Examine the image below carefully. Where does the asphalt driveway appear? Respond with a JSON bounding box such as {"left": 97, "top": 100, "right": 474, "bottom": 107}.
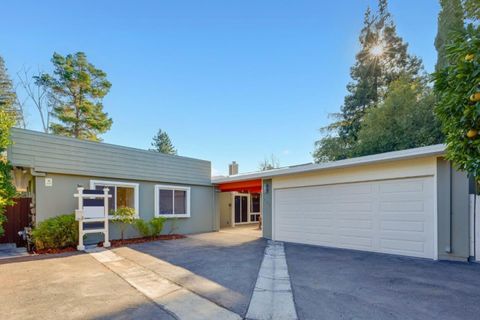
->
{"left": 285, "top": 243, "right": 480, "bottom": 320}
{"left": 124, "top": 226, "right": 266, "bottom": 317}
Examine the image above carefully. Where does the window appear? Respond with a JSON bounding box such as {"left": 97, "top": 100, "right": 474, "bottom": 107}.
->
{"left": 250, "top": 193, "right": 261, "bottom": 213}
{"left": 90, "top": 180, "right": 139, "bottom": 218}
{"left": 250, "top": 193, "right": 261, "bottom": 222}
{"left": 155, "top": 185, "right": 190, "bottom": 218}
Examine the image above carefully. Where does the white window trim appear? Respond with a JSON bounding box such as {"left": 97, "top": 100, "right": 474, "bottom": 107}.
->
{"left": 154, "top": 184, "right": 191, "bottom": 218}
{"left": 89, "top": 180, "right": 140, "bottom": 219}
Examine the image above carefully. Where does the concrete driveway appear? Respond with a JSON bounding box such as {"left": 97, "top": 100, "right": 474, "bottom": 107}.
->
{"left": 285, "top": 243, "right": 480, "bottom": 320}
{"left": 0, "top": 225, "right": 265, "bottom": 320}
{"left": 123, "top": 225, "right": 266, "bottom": 316}
{"left": 2, "top": 227, "right": 480, "bottom": 320}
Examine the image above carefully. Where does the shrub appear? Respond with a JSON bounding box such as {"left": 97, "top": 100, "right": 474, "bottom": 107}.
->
{"left": 32, "top": 214, "right": 78, "bottom": 250}
{"left": 112, "top": 207, "right": 136, "bottom": 240}
{"left": 150, "top": 217, "right": 166, "bottom": 237}
{"left": 134, "top": 217, "right": 167, "bottom": 238}
{"left": 135, "top": 219, "right": 151, "bottom": 238}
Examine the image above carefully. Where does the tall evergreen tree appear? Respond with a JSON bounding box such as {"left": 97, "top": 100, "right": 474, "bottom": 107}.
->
{"left": 314, "top": 0, "right": 423, "bottom": 161}
{"left": 0, "top": 56, "right": 17, "bottom": 114}
{"left": 150, "top": 129, "right": 177, "bottom": 155}
{"left": 435, "top": 0, "right": 465, "bottom": 72}
{"left": 0, "top": 56, "right": 17, "bottom": 236}
{"left": 36, "top": 52, "right": 112, "bottom": 141}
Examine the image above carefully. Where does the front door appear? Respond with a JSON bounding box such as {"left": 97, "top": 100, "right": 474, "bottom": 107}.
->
{"left": 234, "top": 194, "right": 249, "bottom": 224}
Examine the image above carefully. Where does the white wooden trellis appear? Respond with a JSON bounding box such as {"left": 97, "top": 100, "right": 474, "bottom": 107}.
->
{"left": 74, "top": 187, "right": 111, "bottom": 250}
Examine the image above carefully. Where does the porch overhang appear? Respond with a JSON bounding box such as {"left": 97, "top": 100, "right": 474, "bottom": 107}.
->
{"left": 216, "top": 179, "right": 262, "bottom": 193}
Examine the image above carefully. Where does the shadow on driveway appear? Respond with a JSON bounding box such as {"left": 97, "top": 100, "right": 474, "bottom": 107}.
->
{"left": 124, "top": 229, "right": 267, "bottom": 317}
{"left": 285, "top": 243, "right": 480, "bottom": 320}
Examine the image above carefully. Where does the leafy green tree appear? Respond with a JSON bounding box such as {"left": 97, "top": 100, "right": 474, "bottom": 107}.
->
{"left": 314, "top": 0, "right": 423, "bottom": 161}
{"left": 0, "top": 56, "right": 18, "bottom": 236}
{"left": 353, "top": 77, "right": 443, "bottom": 157}
{"left": 150, "top": 129, "right": 177, "bottom": 155}
{"left": 435, "top": 0, "right": 465, "bottom": 72}
{"left": 36, "top": 52, "right": 112, "bottom": 141}
{"left": 112, "top": 206, "right": 136, "bottom": 241}
{"left": 434, "top": 23, "right": 480, "bottom": 183}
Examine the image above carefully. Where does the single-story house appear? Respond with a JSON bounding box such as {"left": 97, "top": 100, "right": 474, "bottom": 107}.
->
{"left": 6, "top": 128, "right": 479, "bottom": 262}
{"left": 7, "top": 128, "right": 217, "bottom": 241}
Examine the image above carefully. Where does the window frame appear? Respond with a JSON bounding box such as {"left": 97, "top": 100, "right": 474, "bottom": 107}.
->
{"left": 154, "top": 184, "right": 191, "bottom": 218}
{"left": 89, "top": 180, "right": 140, "bottom": 218}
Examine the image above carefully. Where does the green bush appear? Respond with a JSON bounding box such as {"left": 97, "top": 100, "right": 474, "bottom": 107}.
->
{"left": 112, "top": 207, "right": 136, "bottom": 240}
{"left": 134, "top": 217, "right": 167, "bottom": 238}
{"left": 32, "top": 214, "right": 78, "bottom": 250}
{"left": 150, "top": 217, "right": 166, "bottom": 237}
{"left": 135, "top": 219, "right": 151, "bottom": 237}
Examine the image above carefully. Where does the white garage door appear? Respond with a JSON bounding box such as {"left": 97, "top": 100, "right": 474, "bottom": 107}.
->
{"left": 274, "top": 177, "right": 435, "bottom": 259}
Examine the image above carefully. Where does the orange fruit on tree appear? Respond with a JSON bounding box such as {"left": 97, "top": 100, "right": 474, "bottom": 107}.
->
{"left": 467, "top": 129, "right": 478, "bottom": 139}
{"left": 470, "top": 93, "right": 480, "bottom": 102}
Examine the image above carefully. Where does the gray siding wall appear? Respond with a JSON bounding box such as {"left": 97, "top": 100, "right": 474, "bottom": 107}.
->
{"left": 9, "top": 128, "right": 211, "bottom": 186}
{"left": 437, "top": 158, "right": 471, "bottom": 261}
{"left": 35, "top": 173, "right": 215, "bottom": 242}
{"left": 262, "top": 179, "right": 272, "bottom": 239}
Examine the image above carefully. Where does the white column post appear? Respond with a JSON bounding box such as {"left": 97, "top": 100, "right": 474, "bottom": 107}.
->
{"left": 103, "top": 187, "right": 111, "bottom": 248}
{"left": 77, "top": 187, "right": 85, "bottom": 251}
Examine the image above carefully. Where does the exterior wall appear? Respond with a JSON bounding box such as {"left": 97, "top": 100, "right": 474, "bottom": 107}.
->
{"left": 35, "top": 173, "right": 216, "bottom": 242}
{"left": 436, "top": 158, "right": 471, "bottom": 261}
{"left": 219, "top": 192, "right": 232, "bottom": 228}
{"left": 9, "top": 128, "right": 211, "bottom": 186}
{"left": 262, "top": 179, "right": 272, "bottom": 239}
{"left": 272, "top": 157, "right": 437, "bottom": 190}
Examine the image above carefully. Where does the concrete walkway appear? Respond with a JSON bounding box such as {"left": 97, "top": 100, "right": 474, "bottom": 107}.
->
{"left": 87, "top": 247, "right": 241, "bottom": 320}
{"left": 246, "top": 241, "right": 298, "bottom": 320}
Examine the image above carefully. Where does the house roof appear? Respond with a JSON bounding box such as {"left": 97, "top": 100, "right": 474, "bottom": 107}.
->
{"left": 8, "top": 128, "right": 212, "bottom": 186}
{"left": 212, "top": 144, "right": 446, "bottom": 184}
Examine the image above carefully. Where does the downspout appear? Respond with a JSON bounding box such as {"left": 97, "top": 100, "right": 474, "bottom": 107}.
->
{"left": 446, "top": 164, "right": 453, "bottom": 253}
{"left": 30, "top": 168, "right": 46, "bottom": 177}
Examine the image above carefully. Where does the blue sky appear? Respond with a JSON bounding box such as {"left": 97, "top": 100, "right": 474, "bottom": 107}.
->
{"left": 1, "top": 0, "right": 439, "bottom": 175}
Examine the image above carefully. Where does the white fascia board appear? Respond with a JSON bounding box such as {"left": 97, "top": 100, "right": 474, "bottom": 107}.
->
{"left": 212, "top": 144, "right": 445, "bottom": 184}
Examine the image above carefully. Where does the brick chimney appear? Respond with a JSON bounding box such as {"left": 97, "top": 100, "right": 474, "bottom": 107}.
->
{"left": 229, "top": 161, "right": 239, "bottom": 175}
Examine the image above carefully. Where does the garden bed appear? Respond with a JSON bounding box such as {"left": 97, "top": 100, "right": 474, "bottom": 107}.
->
{"left": 31, "top": 234, "right": 186, "bottom": 254}
{"left": 98, "top": 234, "right": 186, "bottom": 247}
{"left": 33, "top": 247, "right": 77, "bottom": 255}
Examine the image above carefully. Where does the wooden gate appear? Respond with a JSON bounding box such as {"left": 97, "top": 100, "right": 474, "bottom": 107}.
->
{"left": 0, "top": 198, "right": 31, "bottom": 247}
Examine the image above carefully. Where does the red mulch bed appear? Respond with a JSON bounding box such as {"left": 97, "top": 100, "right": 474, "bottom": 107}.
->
{"left": 31, "top": 234, "right": 186, "bottom": 254}
{"left": 33, "top": 247, "right": 77, "bottom": 255}
{"left": 98, "top": 234, "right": 186, "bottom": 247}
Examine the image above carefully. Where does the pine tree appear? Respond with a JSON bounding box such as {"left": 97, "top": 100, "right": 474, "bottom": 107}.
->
{"left": 435, "top": 0, "right": 465, "bottom": 72}
{"left": 36, "top": 52, "right": 112, "bottom": 141}
{"left": 314, "top": 0, "right": 423, "bottom": 161}
{"left": 0, "top": 56, "right": 17, "bottom": 236}
{"left": 0, "top": 56, "right": 17, "bottom": 114}
{"left": 150, "top": 129, "right": 177, "bottom": 155}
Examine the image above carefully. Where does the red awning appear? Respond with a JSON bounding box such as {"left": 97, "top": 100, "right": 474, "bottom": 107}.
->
{"left": 217, "top": 179, "right": 262, "bottom": 193}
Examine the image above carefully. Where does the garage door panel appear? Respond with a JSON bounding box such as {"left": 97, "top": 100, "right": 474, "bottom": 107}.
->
{"left": 338, "top": 219, "right": 373, "bottom": 229}
{"left": 335, "top": 183, "right": 373, "bottom": 194}
{"left": 338, "top": 236, "right": 373, "bottom": 248}
{"left": 379, "top": 180, "right": 425, "bottom": 193}
{"left": 336, "top": 202, "right": 373, "bottom": 212}
{"left": 381, "top": 220, "right": 425, "bottom": 232}
{"left": 380, "top": 200, "right": 425, "bottom": 212}
{"left": 380, "top": 239, "right": 426, "bottom": 255}
{"left": 274, "top": 177, "right": 435, "bottom": 259}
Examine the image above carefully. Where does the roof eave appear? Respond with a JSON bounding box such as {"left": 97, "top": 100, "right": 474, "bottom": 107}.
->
{"left": 211, "top": 144, "right": 445, "bottom": 184}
